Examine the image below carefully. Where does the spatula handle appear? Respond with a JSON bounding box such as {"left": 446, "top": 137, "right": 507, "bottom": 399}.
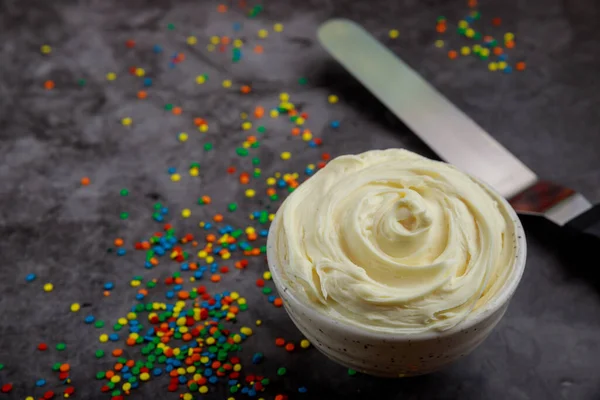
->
{"left": 566, "top": 204, "right": 600, "bottom": 240}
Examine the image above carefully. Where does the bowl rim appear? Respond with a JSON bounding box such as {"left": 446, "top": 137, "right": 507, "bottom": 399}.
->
{"left": 266, "top": 174, "right": 528, "bottom": 341}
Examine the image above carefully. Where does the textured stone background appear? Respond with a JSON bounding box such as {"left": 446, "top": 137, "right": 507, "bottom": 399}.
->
{"left": 1, "top": 0, "right": 600, "bottom": 399}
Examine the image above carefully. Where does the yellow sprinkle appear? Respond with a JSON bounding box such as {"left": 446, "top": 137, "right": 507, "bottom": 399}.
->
{"left": 130, "top": 280, "right": 141, "bottom": 287}
{"left": 187, "top": 36, "right": 197, "bottom": 45}
{"left": 222, "top": 80, "right": 232, "bottom": 88}
{"left": 127, "top": 312, "right": 137, "bottom": 320}
{"left": 195, "top": 75, "right": 206, "bottom": 84}
{"left": 122, "top": 382, "right": 132, "bottom": 391}
{"left": 263, "top": 271, "right": 272, "bottom": 280}
{"left": 255, "top": 319, "right": 262, "bottom": 326}
{"left": 171, "top": 173, "right": 181, "bottom": 182}
{"left": 178, "top": 132, "right": 188, "bottom": 142}
{"left": 240, "top": 327, "right": 253, "bottom": 336}
{"left": 270, "top": 109, "right": 279, "bottom": 118}
{"left": 206, "top": 256, "right": 214, "bottom": 263}
{"left": 210, "top": 36, "right": 220, "bottom": 45}
{"left": 473, "top": 44, "right": 482, "bottom": 52}
{"left": 110, "top": 375, "right": 121, "bottom": 383}
{"left": 43, "top": 283, "right": 53, "bottom": 292}
{"left": 280, "top": 151, "right": 291, "bottom": 160}
{"left": 118, "top": 318, "right": 128, "bottom": 325}
{"left": 497, "top": 61, "right": 508, "bottom": 69}
{"left": 301, "top": 131, "right": 313, "bottom": 141}
{"left": 183, "top": 394, "right": 193, "bottom": 400}
{"left": 240, "top": 112, "right": 248, "bottom": 119}
{"left": 40, "top": 44, "right": 52, "bottom": 54}
{"left": 488, "top": 62, "right": 498, "bottom": 71}
{"left": 207, "top": 44, "right": 216, "bottom": 52}
{"left": 70, "top": 303, "right": 80, "bottom": 312}
{"left": 199, "top": 386, "right": 209, "bottom": 394}
{"left": 300, "top": 339, "right": 311, "bottom": 349}
{"left": 466, "top": 28, "right": 475, "bottom": 38}
{"left": 189, "top": 168, "right": 199, "bottom": 177}
{"left": 458, "top": 20, "right": 469, "bottom": 29}
{"left": 274, "top": 23, "right": 284, "bottom": 32}
{"left": 245, "top": 189, "right": 256, "bottom": 198}
{"left": 233, "top": 363, "right": 242, "bottom": 372}
{"left": 460, "top": 46, "right": 471, "bottom": 56}
{"left": 480, "top": 48, "right": 490, "bottom": 57}
{"left": 199, "top": 124, "right": 209, "bottom": 132}
{"left": 295, "top": 117, "right": 305, "bottom": 125}
{"left": 106, "top": 72, "right": 117, "bottom": 81}
{"left": 26, "top": 397, "right": 35, "bottom": 400}
{"left": 121, "top": 117, "right": 132, "bottom": 126}
{"left": 237, "top": 297, "right": 247, "bottom": 305}
{"left": 198, "top": 250, "right": 207, "bottom": 258}
{"left": 135, "top": 68, "right": 145, "bottom": 77}
{"left": 233, "top": 39, "right": 243, "bottom": 48}
{"left": 181, "top": 209, "right": 191, "bottom": 218}
{"left": 269, "top": 213, "right": 275, "bottom": 221}
{"left": 434, "top": 40, "right": 444, "bottom": 48}
{"left": 504, "top": 32, "right": 515, "bottom": 41}
{"left": 257, "top": 29, "right": 268, "bottom": 39}
{"left": 328, "top": 94, "right": 339, "bottom": 104}
{"left": 274, "top": 172, "right": 281, "bottom": 178}
{"left": 242, "top": 121, "right": 252, "bottom": 130}
{"left": 279, "top": 92, "right": 290, "bottom": 101}
{"left": 140, "top": 372, "right": 150, "bottom": 381}
{"left": 99, "top": 334, "right": 108, "bottom": 343}
{"left": 389, "top": 29, "right": 400, "bottom": 39}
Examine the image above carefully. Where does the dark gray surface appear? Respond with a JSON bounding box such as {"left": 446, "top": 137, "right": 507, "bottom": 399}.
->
{"left": 1, "top": 0, "right": 600, "bottom": 399}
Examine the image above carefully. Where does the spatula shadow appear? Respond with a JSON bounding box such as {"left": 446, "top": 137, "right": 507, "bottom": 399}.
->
{"left": 520, "top": 214, "right": 600, "bottom": 295}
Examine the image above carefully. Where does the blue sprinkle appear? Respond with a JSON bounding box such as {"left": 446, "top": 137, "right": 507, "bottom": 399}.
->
{"left": 109, "top": 333, "right": 119, "bottom": 341}
{"left": 503, "top": 66, "right": 513, "bottom": 74}
{"left": 267, "top": 295, "right": 276, "bottom": 303}
{"left": 143, "top": 77, "right": 153, "bottom": 87}
{"left": 136, "top": 293, "right": 145, "bottom": 300}
{"left": 209, "top": 376, "right": 218, "bottom": 384}
{"left": 330, "top": 120, "right": 340, "bottom": 128}
{"left": 233, "top": 22, "right": 242, "bottom": 31}
{"left": 104, "top": 282, "right": 114, "bottom": 290}
{"left": 248, "top": 389, "right": 257, "bottom": 397}
{"left": 36, "top": 379, "right": 46, "bottom": 387}
{"left": 299, "top": 386, "right": 308, "bottom": 393}
{"left": 153, "top": 44, "right": 163, "bottom": 54}
{"left": 117, "top": 248, "right": 126, "bottom": 256}
{"left": 84, "top": 315, "right": 95, "bottom": 324}
{"left": 241, "top": 387, "right": 249, "bottom": 394}
{"left": 498, "top": 54, "right": 508, "bottom": 61}
{"left": 26, "top": 273, "right": 36, "bottom": 282}
{"left": 252, "top": 353, "right": 264, "bottom": 364}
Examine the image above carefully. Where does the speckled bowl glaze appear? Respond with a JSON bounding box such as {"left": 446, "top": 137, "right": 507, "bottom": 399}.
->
{"left": 267, "top": 189, "right": 527, "bottom": 377}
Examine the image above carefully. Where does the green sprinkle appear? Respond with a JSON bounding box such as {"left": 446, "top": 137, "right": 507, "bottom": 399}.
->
{"left": 236, "top": 148, "right": 249, "bottom": 157}
{"left": 167, "top": 23, "right": 175, "bottom": 30}
{"left": 94, "top": 320, "right": 105, "bottom": 328}
{"left": 120, "top": 212, "right": 129, "bottom": 220}
{"left": 164, "top": 103, "right": 173, "bottom": 111}
{"left": 277, "top": 367, "right": 287, "bottom": 376}
{"left": 262, "top": 287, "right": 272, "bottom": 295}
{"left": 56, "top": 343, "right": 66, "bottom": 351}
{"left": 298, "top": 77, "right": 308, "bottom": 85}
{"left": 120, "top": 189, "right": 129, "bottom": 196}
{"left": 78, "top": 79, "right": 86, "bottom": 86}
{"left": 228, "top": 203, "right": 238, "bottom": 212}
{"left": 204, "top": 142, "right": 213, "bottom": 151}
{"left": 95, "top": 349, "right": 105, "bottom": 358}
{"left": 52, "top": 363, "right": 61, "bottom": 371}
{"left": 348, "top": 368, "right": 357, "bottom": 376}
{"left": 0, "top": 364, "right": 4, "bottom": 371}
{"left": 190, "top": 162, "right": 200, "bottom": 169}
{"left": 113, "top": 323, "right": 122, "bottom": 331}
{"left": 96, "top": 371, "right": 106, "bottom": 380}
{"left": 256, "top": 126, "right": 266, "bottom": 133}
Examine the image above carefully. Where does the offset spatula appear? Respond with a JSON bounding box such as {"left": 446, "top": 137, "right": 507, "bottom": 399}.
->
{"left": 317, "top": 19, "right": 600, "bottom": 239}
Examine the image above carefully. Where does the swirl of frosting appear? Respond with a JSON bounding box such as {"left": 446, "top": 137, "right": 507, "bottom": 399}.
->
{"left": 271, "top": 149, "right": 517, "bottom": 333}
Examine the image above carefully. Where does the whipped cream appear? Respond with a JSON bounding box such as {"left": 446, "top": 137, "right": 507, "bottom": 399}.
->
{"left": 270, "top": 149, "right": 518, "bottom": 333}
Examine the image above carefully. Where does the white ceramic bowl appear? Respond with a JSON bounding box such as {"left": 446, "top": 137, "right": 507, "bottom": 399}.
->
{"left": 267, "top": 193, "right": 526, "bottom": 377}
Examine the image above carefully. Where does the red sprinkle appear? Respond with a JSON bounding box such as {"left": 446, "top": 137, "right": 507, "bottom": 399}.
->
{"left": 1, "top": 384, "right": 12, "bottom": 393}
{"left": 38, "top": 343, "right": 48, "bottom": 351}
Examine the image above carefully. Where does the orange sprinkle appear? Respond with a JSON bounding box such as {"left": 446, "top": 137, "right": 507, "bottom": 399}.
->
{"left": 178, "top": 291, "right": 190, "bottom": 300}
{"left": 288, "top": 109, "right": 298, "bottom": 117}
{"left": 105, "top": 370, "right": 115, "bottom": 379}
{"left": 182, "top": 333, "right": 193, "bottom": 341}
{"left": 275, "top": 338, "right": 285, "bottom": 347}
{"left": 141, "top": 241, "right": 151, "bottom": 250}
{"left": 213, "top": 214, "right": 224, "bottom": 222}
{"left": 254, "top": 106, "right": 265, "bottom": 118}
{"left": 137, "top": 289, "right": 148, "bottom": 296}
{"left": 173, "top": 106, "right": 182, "bottom": 115}
{"left": 194, "top": 118, "right": 207, "bottom": 126}
{"left": 201, "top": 195, "right": 212, "bottom": 204}
{"left": 254, "top": 45, "right": 264, "bottom": 54}
{"left": 239, "top": 173, "right": 250, "bottom": 185}
{"left": 206, "top": 234, "right": 216, "bottom": 242}
{"left": 251, "top": 248, "right": 260, "bottom": 256}
{"left": 112, "top": 349, "right": 123, "bottom": 357}
{"left": 266, "top": 188, "right": 276, "bottom": 196}
{"left": 217, "top": 4, "right": 227, "bottom": 12}
{"left": 103, "top": 290, "right": 111, "bottom": 297}
{"left": 137, "top": 90, "right": 147, "bottom": 99}
{"left": 211, "top": 274, "right": 221, "bottom": 283}
{"left": 247, "top": 233, "right": 257, "bottom": 241}
{"left": 114, "top": 238, "right": 124, "bottom": 247}
{"left": 44, "top": 80, "right": 55, "bottom": 90}
{"left": 436, "top": 24, "right": 446, "bottom": 33}
{"left": 468, "top": 0, "right": 477, "bottom": 7}
{"left": 174, "top": 277, "right": 183, "bottom": 284}
{"left": 448, "top": 50, "right": 458, "bottom": 59}
{"left": 126, "top": 338, "right": 136, "bottom": 346}
{"left": 516, "top": 61, "right": 526, "bottom": 71}
{"left": 493, "top": 47, "right": 503, "bottom": 56}
{"left": 273, "top": 298, "right": 283, "bottom": 307}
{"left": 59, "top": 364, "right": 70, "bottom": 372}
{"left": 80, "top": 177, "right": 90, "bottom": 186}
{"left": 240, "top": 85, "right": 252, "bottom": 94}
{"left": 221, "top": 36, "right": 231, "bottom": 45}
{"left": 505, "top": 40, "right": 515, "bottom": 49}
{"left": 126, "top": 360, "right": 135, "bottom": 367}
{"left": 150, "top": 257, "right": 159, "bottom": 266}
{"left": 285, "top": 343, "right": 295, "bottom": 352}
{"left": 114, "top": 363, "right": 123, "bottom": 371}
